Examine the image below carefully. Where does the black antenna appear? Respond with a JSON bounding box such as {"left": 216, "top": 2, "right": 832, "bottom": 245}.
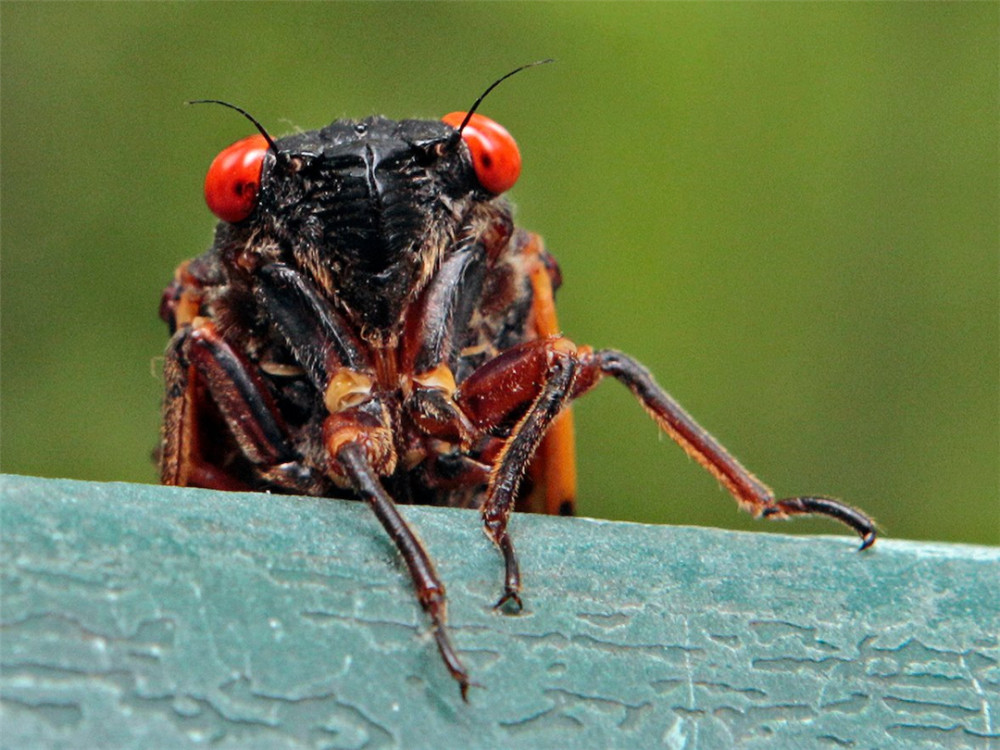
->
{"left": 455, "top": 59, "right": 554, "bottom": 134}
{"left": 187, "top": 99, "right": 279, "bottom": 153}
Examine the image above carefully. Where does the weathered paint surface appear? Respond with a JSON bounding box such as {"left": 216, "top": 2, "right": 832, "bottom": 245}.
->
{"left": 2, "top": 475, "right": 997, "bottom": 748}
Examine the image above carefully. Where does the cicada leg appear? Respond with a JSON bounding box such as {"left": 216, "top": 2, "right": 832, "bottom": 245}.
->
{"left": 456, "top": 340, "right": 877, "bottom": 611}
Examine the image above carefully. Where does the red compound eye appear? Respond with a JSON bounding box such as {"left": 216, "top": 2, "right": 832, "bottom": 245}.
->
{"left": 442, "top": 112, "right": 521, "bottom": 194}
{"left": 203, "top": 133, "right": 269, "bottom": 223}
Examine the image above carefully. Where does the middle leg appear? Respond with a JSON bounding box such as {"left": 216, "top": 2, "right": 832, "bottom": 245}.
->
{"left": 456, "top": 337, "right": 585, "bottom": 610}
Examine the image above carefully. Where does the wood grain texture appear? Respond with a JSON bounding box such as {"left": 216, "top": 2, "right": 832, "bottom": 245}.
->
{"left": 2, "top": 474, "right": 997, "bottom": 749}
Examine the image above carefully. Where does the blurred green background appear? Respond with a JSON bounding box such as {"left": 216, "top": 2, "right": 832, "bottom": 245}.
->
{"left": 2, "top": 3, "right": 996, "bottom": 545}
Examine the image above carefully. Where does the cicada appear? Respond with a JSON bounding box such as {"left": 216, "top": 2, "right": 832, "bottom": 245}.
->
{"left": 159, "top": 64, "right": 876, "bottom": 699}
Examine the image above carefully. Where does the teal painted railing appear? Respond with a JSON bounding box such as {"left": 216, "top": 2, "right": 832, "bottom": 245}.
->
{"left": 2, "top": 475, "right": 997, "bottom": 748}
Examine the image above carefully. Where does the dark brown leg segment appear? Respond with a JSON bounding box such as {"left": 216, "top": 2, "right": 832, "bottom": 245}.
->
{"left": 457, "top": 338, "right": 582, "bottom": 610}
{"left": 336, "top": 442, "right": 473, "bottom": 700}
{"left": 159, "top": 320, "right": 323, "bottom": 493}
{"left": 255, "top": 263, "right": 372, "bottom": 387}
{"left": 184, "top": 323, "right": 296, "bottom": 465}
{"left": 487, "top": 355, "right": 577, "bottom": 611}
{"left": 590, "top": 349, "right": 877, "bottom": 549}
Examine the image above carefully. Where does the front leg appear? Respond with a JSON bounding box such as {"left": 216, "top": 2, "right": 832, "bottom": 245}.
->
{"left": 254, "top": 263, "right": 372, "bottom": 384}
{"left": 250, "top": 266, "right": 473, "bottom": 698}
{"left": 160, "top": 318, "right": 322, "bottom": 494}
{"left": 456, "top": 337, "right": 583, "bottom": 611}
{"left": 325, "top": 407, "right": 473, "bottom": 700}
